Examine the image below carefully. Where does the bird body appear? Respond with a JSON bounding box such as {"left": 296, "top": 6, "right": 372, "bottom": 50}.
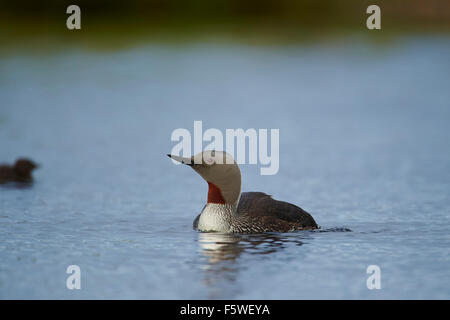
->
{"left": 0, "top": 158, "right": 38, "bottom": 184}
{"left": 194, "top": 192, "right": 317, "bottom": 233}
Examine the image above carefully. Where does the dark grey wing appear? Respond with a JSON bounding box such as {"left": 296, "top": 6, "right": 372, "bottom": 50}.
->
{"left": 193, "top": 204, "right": 206, "bottom": 230}
{"left": 193, "top": 214, "right": 200, "bottom": 229}
{"left": 237, "top": 192, "right": 318, "bottom": 228}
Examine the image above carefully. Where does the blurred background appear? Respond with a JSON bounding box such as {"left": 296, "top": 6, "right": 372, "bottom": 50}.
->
{"left": 1, "top": 1, "right": 449, "bottom": 299}
{"left": 1, "top": 0, "right": 450, "bottom": 49}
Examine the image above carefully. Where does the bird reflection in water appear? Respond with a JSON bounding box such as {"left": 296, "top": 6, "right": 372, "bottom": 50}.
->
{"left": 196, "top": 232, "right": 308, "bottom": 298}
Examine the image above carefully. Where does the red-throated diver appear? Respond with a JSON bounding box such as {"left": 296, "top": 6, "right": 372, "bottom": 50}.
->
{"left": 0, "top": 158, "right": 39, "bottom": 184}
{"left": 167, "top": 151, "right": 318, "bottom": 233}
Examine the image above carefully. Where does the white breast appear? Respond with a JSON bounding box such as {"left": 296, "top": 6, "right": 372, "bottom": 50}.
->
{"left": 197, "top": 203, "right": 235, "bottom": 232}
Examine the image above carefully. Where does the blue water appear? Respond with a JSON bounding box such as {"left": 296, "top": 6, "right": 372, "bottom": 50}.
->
{"left": 1, "top": 37, "right": 449, "bottom": 299}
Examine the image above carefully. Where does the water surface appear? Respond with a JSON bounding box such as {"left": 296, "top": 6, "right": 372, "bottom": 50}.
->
{"left": 1, "top": 37, "right": 449, "bottom": 299}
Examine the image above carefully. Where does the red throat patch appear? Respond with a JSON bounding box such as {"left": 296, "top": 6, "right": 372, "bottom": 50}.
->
{"left": 207, "top": 182, "right": 226, "bottom": 204}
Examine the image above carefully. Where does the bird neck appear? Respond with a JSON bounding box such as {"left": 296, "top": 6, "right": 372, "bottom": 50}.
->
{"left": 207, "top": 182, "right": 226, "bottom": 204}
{"left": 199, "top": 183, "right": 241, "bottom": 232}
{"left": 207, "top": 181, "right": 241, "bottom": 206}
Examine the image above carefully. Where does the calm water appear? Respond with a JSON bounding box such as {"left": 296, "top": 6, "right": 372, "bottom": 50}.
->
{"left": 1, "top": 37, "right": 449, "bottom": 299}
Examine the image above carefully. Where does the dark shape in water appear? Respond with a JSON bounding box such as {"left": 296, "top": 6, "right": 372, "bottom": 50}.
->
{"left": 0, "top": 158, "right": 39, "bottom": 184}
